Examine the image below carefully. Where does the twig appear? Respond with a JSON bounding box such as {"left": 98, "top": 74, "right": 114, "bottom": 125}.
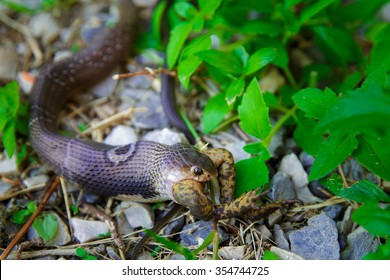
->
{"left": 112, "top": 68, "right": 176, "bottom": 80}
{"left": 60, "top": 177, "right": 73, "bottom": 236}
{"left": 0, "top": 176, "right": 61, "bottom": 260}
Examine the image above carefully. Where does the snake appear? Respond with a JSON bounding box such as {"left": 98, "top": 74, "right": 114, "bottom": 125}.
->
{"left": 29, "top": 0, "right": 215, "bottom": 204}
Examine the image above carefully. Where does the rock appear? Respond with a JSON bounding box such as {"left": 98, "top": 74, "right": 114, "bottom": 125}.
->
{"left": 274, "top": 224, "right": 290, "bottom": 250}
{"left": 0, "top": 45, "right": 18, "bottom": 81}
{"left": 170, "top": 254, "right": 186, "bottom": 260}
{"left": 29, "top": 13, "right": 60, "bottom": 44}
{"left": 28, "top": 212, "right": 71, "bottom": 246}
{"left": 323, "top": 203, "right": 345, "bottom": 220}
{"left": 203, "top": 132, "right": 249, "bottom": 162}
{"left": 142, "top": 128, "right": 186, "bottom": 145}
{"left": 341, "top": 227, "right": 379, "bottom": 260}
{"left": 269, "top": 246, "right": 305, "bottom": 260}
{"left": 268, "top": 210, "right": 283, "bottom": 227}
{"left": 257, "top": 224, "right": 273, "bottom": 240}
{"left": 106, "top": 246, "right": 121, "bottom": 260}
{"left": 0, "top": 155, "right": 18, "bottom": 176}
{"left": 121, "top": 201, "right": 154, "bottom": 229}
{"left": 180, "top": 221, "right": 228, "bottom": 249}
{"left": 163, "top": 215, "right": 185, "bottom": 236}
{"left": 91, "top": 75, "right": 118, "bottom": 98}
{"left": 279, "top": 153, "right": 321, "bottom": 203}
{"left": 70, "top": 218, "right": 109, "bottom": 243}
{"left": 299, "top": 151, "right": 315, "bottom": 170}
{"left": 126, "top": 75, "right": 152, "bottom": 89}
{"left": 133, "top": 0, "right": 158, "bottom": 8}
{"left": 114, "top": 210, "right": 134, "bottom": 235}
{"left": 289, "top": 212, "right": 340, "bottom": 260}
{"left": 219, "top": 245, "right": 247, "bottom": 260}
{"left": 23, "top": 175, "right": 49, "bottom": 189}
{"left": 104, "top": 125, "right": 138, "bottom": 146}
{"left": 268, "top": 172, "right": 297, "bottom": 201}
{"left": 267, "top": 122, "right": 285, "bottom": 157}
{"left": 337, "top": 206, "right": 354, "bottom": 234}
{"left": 0, "top": 181, "right": 13, "bottom": 196}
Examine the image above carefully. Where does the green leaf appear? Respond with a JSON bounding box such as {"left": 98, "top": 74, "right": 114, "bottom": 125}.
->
{"left": 76, "top": 247, "right": 88, "bottom": 258}
{"left": 26, "top": 201, "right": 37, "bottom": 214}
{"left": 299, "top": 0, "right": 335, "bottom": 24}
{"left": 225, "top": 78, "right": 245, "bottom": 106}
{"left": 166, "top": 22, "right": 192, "bottom": 69}
{"left": 242, "top": 142, "right": 270, "bottom": 160}
{"left": 196, "top": 50, "right": 243, "bottom": 76}
{"left": 354, "top": 133, "right": 390, "bottom": 181}
{"left": 235, "top": 156, "right": 268, "bottom": 197}
{"left": 318, "top": 173, "right": 343, "bottom": 192}
{"left": 238, "top": 78, "right": 271, "bottom": 140}
{"left": 262, "top": 250, "right": 280, "bottom": 260}
{"left": 293, "top": 87, "right": 338, "bottom": 120}
{"left": 202, "top": 93, "right": 230, "bottom": 134}
{"left": 317, "top": 85, "right": 390, "bottom": 133}
{"left": 309, "top": 133, "right": 358, "bottom": 181}
{"left": 244, "top": 48, "right": 277, "bottom": 76}
{"left": 241, "top": 20, "right": 283, "bottom": 37}
{"left": 352, "top": 202, "right": 390, "bottom": 237}
{"left": 363, "top": 240, "right": 390, "bottom": 260}
{"left": 2, "top": 120, "right": 17, "bottom": 158}
{"left": 174, "top": 2, "right": 197, "bottom": 19}
{"left": 328, "top": 179, "right": 390, "bottom": 203}
{"left": 10, "top": 209, "right": 32, "bottom": 224}
{"left": 33, "top": 213, "right": 59, "bottom": 241}
{"left": 312, "top": 26, "right": 362, "bottom": 65}
{"left": 198, "top": 0, "right": 223, "bottom": 17}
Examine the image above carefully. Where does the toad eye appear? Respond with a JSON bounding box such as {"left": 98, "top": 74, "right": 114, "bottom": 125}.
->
{"left": 191, "top": 166, "right": 203, "bottom": 176}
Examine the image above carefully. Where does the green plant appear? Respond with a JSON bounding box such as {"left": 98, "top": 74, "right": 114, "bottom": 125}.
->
{"left": 0, "top": 0, "right": 76, "bottom": 13}
{"left": 141, "top": 0, "right": 390, "bottom": 197}
{"left": 9, "top": 201, "right": 59, "bottom": 241}
{"left": 75, "top": 247, "right": 97, "bottom": 260}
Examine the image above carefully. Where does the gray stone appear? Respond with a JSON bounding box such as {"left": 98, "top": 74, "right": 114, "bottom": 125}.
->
{"left": 114, "top": 211, "right": 134, "bottom": 235}
{"left": 0, "top": 155, "right": 18, "bottom": 176}
{"left": 142, "top": 128, "right": 186, "bottom": 145}
{"left": 70, "top": 218, "right": 109, "bottom": 243}
{"left": 323, "top": 203, "right": 345, "bottom": 220}
{"left": 28, "top": 212, "right": 71, "bottom": 246}
{"left": 268, "top": 210, "right": 283, "bottom": 227}
{"left": 257, "top": 224, "right": 273, "bottom": 240}
{"left": 279, "top": 153, "right": 321, "bottom": 203}
{"left": 337, "top": 206, "right": 354, "bottom": 234}
{"left": 0, "top": 181, "right": 13, "bottom": 196}
{"left": 268, "top": 172, "right": 297, "bottom": 201}
{"left": 180, "top": 221, "right": 228, "bottom": 249}
{"left": 91, "top": 75, "right": 118, "bottom": 98}
{"left": 163, "top": 215, "right": 185, "bottom": 236}
{"left": 299, "top": 151, "right": 315, "bottom": 169}
{"left": 289, "top": 212, "right": 340, "bottom": 260}
{"left": 341, "top": 226, "right": 379, "bottom": 260}
{"left": 219, "top": 245, "right": 247, "bottom": 260}
{"left": 126, "top": 75, "right": 152, "bottom": 89}
{"left": 23, "top": 175, "right": 49, "bottom": 189}
{"left": 106, "top": 246, "right": 121, "bottom": 260}
{"left": 274, "top": 224, "right": 290, "bottom": 251}
{"left": 104, "top": 125, "right": 138, "bottom": 146}
{"left": 121, "top": 201, "right": 154, "bottom": 229}
{"left": 29, "top": 13, "right": 60, "bottom": 44}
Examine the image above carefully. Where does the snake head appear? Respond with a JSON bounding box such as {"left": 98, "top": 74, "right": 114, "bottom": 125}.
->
{"left": 164, "top": 143, "right": 217, "bottom": 183}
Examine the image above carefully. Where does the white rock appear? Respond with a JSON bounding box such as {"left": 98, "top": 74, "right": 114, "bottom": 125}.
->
{"left": 257, "top": 224, "right": 273, "bottom": 240}
{"left": 70, "top": 218, "right": 109, "bottom": 243}
{"left": 121, "top": 201, "right": 154, "bottom": 229}
{"left": 219, "top": 245, "right": 247, "bottom": 260}
{"left": 0, "top": 181, "right": 13, "bottom": 196}
{"left": 23, "top": 175, "right": 49, "bottom": 189}
{"left": 29, "top": 13, "right": 60, "bottom": 44}
{"left": 270, "top": 246, "right": 305, "bottom": 260}
{"left": 104, "top": 125, "right": 138, "bottom": 146}
{"left": 279, "top": 153, "right": 321, "bottom": 203}
{"left": 0, "top": 156, "right": 18, "bottom": 176}
{"left": 142, "top": 128, "right": 186, "bottom": 145}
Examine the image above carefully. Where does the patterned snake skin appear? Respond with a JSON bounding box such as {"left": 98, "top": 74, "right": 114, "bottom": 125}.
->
{"left": 29, "top": 0, "right": 216, "bottom": 202}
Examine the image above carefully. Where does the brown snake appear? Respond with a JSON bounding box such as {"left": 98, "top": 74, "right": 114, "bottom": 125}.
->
{"left": 29, "top": 0, "right": 216, "bottom": 205}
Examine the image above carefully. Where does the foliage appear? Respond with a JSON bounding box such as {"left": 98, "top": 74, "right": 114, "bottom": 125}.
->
{"left": 10, "top": 201, "right": 59, "bottom": 241}
{"left": 142, "top": 0, "right": 390, "bottom": 196}
{"left": 0, "top": 0, "right": 76, "bottom": 13}
{"left": 75, "top": 247, "right": 97, "bottom": 260}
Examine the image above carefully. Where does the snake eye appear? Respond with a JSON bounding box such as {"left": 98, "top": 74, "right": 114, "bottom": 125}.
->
{"left": 191, "top": 166, "right": 203, "bottom": 176}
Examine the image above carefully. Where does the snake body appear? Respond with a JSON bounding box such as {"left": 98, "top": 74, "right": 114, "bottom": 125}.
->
{"left": 29, "top": 0, "right": 215, "bottom": 202}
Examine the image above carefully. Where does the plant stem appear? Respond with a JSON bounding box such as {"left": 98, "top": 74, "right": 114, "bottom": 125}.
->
{"left": 283, "top": 67, "right": 299, "bottom": 90}
{"left": 263, "top": 106, "right": 297, "bottom": 148}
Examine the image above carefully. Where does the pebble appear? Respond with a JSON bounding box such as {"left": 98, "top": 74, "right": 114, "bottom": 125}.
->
{"left": 337, "top": 206, "right": 354, "bottom": 235}
{"left": 204, "top": 132, "right": 249, "bottom": 162}
{"left": 269, "top": 246, "right": 304, "bottom": 260}
{"left": 257, "top": 224, "right": 273, "bottom": 240}
{"left": 114, "top": 210, "right": 134, "bottom": 235}
{"left": 163, "top": 215, "right": 185, "bottom": 236}
{"left": 121, "top": 201, "right": 154, "bottom": 229}
{"left": 323, "top": 203, "right": 345, "bottom": 220}
{"left": 0, "top": 45, "right": 18, "bottom": 81}
{"left": 29, "top": 13, "right": 60, "bottom": 44}
{"left": 268, "top": 210, "right": 283, "bottom": 227}
{"left": 126, "top": 75, "right": 152, "bottom": 89}
{"left": 28, "top": 212, "right": 71, "bottom": 246}
{"left": 91, "top": 75, "right": 118, "bottom": 98}
{"left": 289, "top": 212, "right": 340, "bottom": 260}
{"left": 23, "top": 175, "right": 49, "bottom": 189}
{"left": 268, "top": 172, "right": 297, "bottom": 201}
{"left": 0, "top": 155, "right": 18, "bottom": 176}
{"left": 104, "top": 125, "right": 138, "bottom": 146}
{"left": 273, "top": 224, "right": 290, "bottom": 251}
{"left": 70, "top": 218, "right": 109, "bottom": 243}
{"left": 341, "top": 226, "right": 379, "bottom": 260}
{"left": 180, "top": 221, "right": 228, "bottom": 249}
{"left": 279, "top": 153, "right": 322, "bottom": 203}
{"left": 299, "top": 151, "right": 315, "bottom": 170}
{"left": 106, "top": 246, "right": 121, "bottom": 260}
{"left": 0, "top": 181, "right": 13, "bottom": 197}
{"left": 142, "top": 128, "right": 186, "bottom": 145}
{"left": 219, "top": 245, "right": 247, "bottom": 260}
